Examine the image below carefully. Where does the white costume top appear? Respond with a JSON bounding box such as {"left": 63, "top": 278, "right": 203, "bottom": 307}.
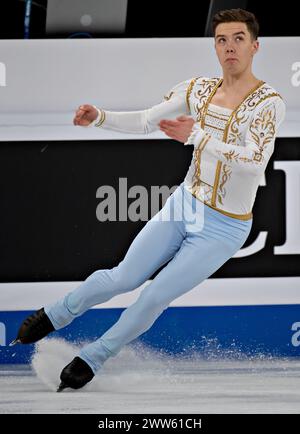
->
{"left": 91, "top": 76, "right": 286, "bottom": 220}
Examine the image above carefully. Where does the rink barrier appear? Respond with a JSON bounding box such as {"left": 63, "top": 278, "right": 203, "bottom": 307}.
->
{"left": 0, "top": 278, "right": 300, "bottom": 363}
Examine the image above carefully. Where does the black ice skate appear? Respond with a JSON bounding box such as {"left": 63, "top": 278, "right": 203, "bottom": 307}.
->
{"left": 9, "top": 308, "right": 55, "bottom": 346}
{"left": 57, "top": 357, "right": 94, "bottom": 392}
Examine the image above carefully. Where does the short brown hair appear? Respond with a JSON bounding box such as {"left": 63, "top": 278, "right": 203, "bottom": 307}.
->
{"left": 212, "top": 8, "right": 259, "bottom": 41}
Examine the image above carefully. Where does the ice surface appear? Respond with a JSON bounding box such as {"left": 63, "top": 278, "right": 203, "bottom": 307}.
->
{"left": 1, "top": 338, "right": 300, "bottom": 414}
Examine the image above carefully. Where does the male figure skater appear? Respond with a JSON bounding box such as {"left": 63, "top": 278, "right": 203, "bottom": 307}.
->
{"left": 12, "top": 9, "right": 285, "bottom": 392}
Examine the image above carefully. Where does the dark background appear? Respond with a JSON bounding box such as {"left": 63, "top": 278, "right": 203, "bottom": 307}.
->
{"left": 0, "top": 0, "right": 299, "bottom": 39}
{"left": 0, "top": 137, "right": 298, "bottom": 282}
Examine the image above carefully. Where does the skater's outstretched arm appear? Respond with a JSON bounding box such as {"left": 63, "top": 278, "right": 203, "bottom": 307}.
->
{"left": 73, "top": 79, "right": 192, "bottom": 134}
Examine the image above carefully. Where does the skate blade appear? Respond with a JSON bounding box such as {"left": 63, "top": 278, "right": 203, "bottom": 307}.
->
{"left": 57, "top": 381, "right": 69, "bottom": 392}
{"left": 9, "top": 339, "right": 21, "bottom": 346}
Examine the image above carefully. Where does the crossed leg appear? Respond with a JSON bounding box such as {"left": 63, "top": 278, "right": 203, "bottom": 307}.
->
{"left": 79, "top": 225, "right": 245, "bottom": 373}
{"left": 44, "top": 187, "right": 186, "bottom": 330}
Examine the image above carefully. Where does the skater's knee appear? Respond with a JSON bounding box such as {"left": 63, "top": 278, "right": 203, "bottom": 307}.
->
{"left": 112, "top": 258, "right": 154, "bottom": 291}
{"left": 139, "top": 287, "right": 168, "bottom": 312}
{"left": 90, "top": 266, "right": 145, "bottom": 294}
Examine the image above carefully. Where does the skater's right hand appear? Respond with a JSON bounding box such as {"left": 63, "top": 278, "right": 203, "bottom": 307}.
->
{"left": 73, "top": 104, "right": 98, "bottom": 126}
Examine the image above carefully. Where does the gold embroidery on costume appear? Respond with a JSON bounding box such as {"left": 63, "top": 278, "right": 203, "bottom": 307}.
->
{"left": 164, "top": 91, "right": 174, "bottom": 101}
{"left": 95, "top": 109, "right": 106, "bottom": 127}
{"left": 211, "top": 161, "right": 222, "bottom": 207}
{"left": 191, "top": 133, "right": 211, "bottom": 196}
{"left": 226, "top": 106, "right": 248, "bottom": 145}
{"left": 190, "top": 78, "right": 224, "bottom": 201}
{"left": 186, "top": 78, "right": 198, "bottom": 111}
{"left": 199, "top": 78, "right": 225, "bottom": 208}
{"left": 217, "top": 164, "right": 232, "bottom": 205}
{"left": 206, "top": 110, "right": 231, "bottom": 122}
{"left": 212, "top": 80, "right": 267, "bottom": 204}
{"left": 219, "top": 103, "right": 276, "bottom": 166}
{"left": 186, "top": 182, "right": 214, "bottom": 203}
{"left": 248, "top": 103, "right": 276, "bottom": 163}
{"left": 186, "top": 77, "right": 281, "bottom": 220}
{"left": 199, "top": 78, "right": 223, "bottom": 128}
{"left": 204, "top": 122, "right": 226, "bottom": 132}
{"left": 227, "top": 89, "right": 280, "bottom": 145}
{"left": 194, "top": 78, "right": 220, "bottom": 122}
{"left": 220, "top": 150, "right": 252, "bottom": 163}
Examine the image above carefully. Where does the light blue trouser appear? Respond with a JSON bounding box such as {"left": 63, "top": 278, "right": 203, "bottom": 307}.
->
{"left": 45, "top": 183, "right": 252, "bottom": 374}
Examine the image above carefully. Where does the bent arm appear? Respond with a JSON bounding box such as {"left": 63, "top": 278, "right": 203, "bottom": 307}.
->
{"left": 90, "top": 78, "right": 193, "bottom": 134}
{"left": 185, "top": 98, "right": 286, "bottom": 176}
{"left": 92, "top": 96, "right": 189, "bottom": 134}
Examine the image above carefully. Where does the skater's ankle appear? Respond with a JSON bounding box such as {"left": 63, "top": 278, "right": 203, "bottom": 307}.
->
{"left": 77, "top": 353, "right": 98, "bottom": 375}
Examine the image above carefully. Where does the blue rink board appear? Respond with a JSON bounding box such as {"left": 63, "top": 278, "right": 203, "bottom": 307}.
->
{"left": 0, "top": 304, "right": 300, "bottom": 364}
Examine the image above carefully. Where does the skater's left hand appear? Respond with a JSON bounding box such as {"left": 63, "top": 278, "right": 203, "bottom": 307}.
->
{"left": 159, "top": 116, "right": 195, "bottom": 143}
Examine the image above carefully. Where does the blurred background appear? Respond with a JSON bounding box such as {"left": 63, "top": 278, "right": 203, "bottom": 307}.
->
{"left": 0, "top": 0, "right": 299, "bottom": 39}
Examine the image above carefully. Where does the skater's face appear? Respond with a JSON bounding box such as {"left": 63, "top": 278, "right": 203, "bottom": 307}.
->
{"left": 214, "top": 22, "right": 259, "bottom": 75}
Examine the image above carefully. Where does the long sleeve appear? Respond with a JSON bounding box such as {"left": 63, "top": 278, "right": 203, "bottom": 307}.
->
{"left": 185, "top": 97, "right": 286, "bottom": 176}
{"left": 90, "top": 79, "right": 192, "bottom": 134}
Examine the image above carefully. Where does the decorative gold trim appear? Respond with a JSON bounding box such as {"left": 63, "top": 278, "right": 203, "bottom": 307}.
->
{"left": 211, "top": 161, "right": 222, "bottom": 207}
{"left": 254, "top": 92, "right": 282, "bottom": 107}
{"left": 200, "top": 78, "right": 223, "bottom": 129}
{"left": 95, "top": 109, "right": 106, "bottom": 127}
{"left": 164, "top": 91, "right": 174, "bottom": 101}
{"left": 206, "top": 111, "right": 231, "bottom": 122}
{"left": 225, "top": 89, "right": 280, "bottom": 148}
{"left": 217, "top": 164, "right": 232, "bottom": 205}
{"left": 190, "top": 77, "right": 269, "bottom": 220}
{"left": 194, "top": 78, "right": 220, "bottom": 121}
{"left": 186, "top": 78, "right": 197, "bottom": 112}
{"left": 221, "top": 98, "right": 277, "bottom": 165}
{"left": 199, "top": 179, "right": 213, "bottom": 188}
{"left": 223, "top": 80, "right": 266, "bottom": 142}
{"left": 204, "top": 122, "right": 227, "bottom": 132}
{"left": 191, "top": 133, "right": 211, "bottom": 196}
{"left": 199, "top": 78, "right": 223, "bottom": 208}
{"left": 202, "top": 79, "right": 266, "bottom": 210}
